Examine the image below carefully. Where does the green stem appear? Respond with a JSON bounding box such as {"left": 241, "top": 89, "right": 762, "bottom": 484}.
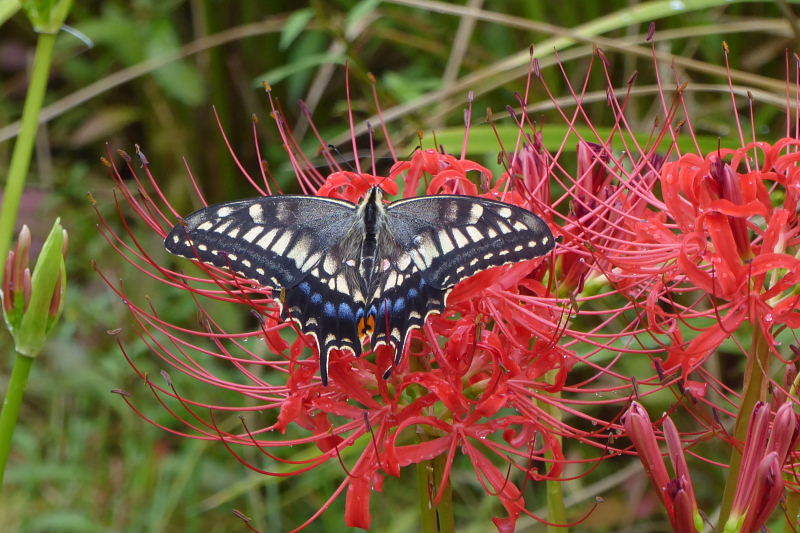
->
{"left": 416, "top": 452, "right": 455, "bottom": 533}
{"left": 0, "top": 352, "right": 34, "bottom": 486}
{"left": 545, "top": 394, "right": 567, "bottom": 532}
{"left": 718, "top": 323, "right": 771, "bottom": 528}
{"left": 0, "top": 31, "right": 56, "bottom": 280}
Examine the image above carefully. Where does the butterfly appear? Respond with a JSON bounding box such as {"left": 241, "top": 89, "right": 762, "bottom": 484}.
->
{"left": 165, "top": 186, "right": 555, "bottom": 385}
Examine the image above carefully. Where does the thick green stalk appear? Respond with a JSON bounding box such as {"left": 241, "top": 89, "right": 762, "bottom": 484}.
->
{"left": 718, "top": 324, "right": 771, "bottom": 528}
{"left": 0, "top": 32, "right": 56, "bottom": 280}
{"left": 0, "top": 352, "right": 34, "bottom": 485}
{"left": 416, "top": 453, "right": 455, "bottom": 533}
{"left": 545, "top": 392, "right": 567, "bottom": 533}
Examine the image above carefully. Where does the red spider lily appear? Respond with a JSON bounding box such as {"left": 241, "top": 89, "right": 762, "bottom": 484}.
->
{"left": 624, "top": 400, "right": 800, "bottom": 533}
{"left": 726, "top": 401, "right": 800, "bottom": 532}
{"left": 94, "top": 74, "right": 664, "bottom": 531}
{"left": 622, "top": 402, "right": 702, "bottom": 532}
{"left": 613, "top": 146, "right": 800, "bottom": 374}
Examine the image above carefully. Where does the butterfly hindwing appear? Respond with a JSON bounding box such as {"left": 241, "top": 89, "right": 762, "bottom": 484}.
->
{"left": 368, "top": 258, "right": 446, "bottom": 368}
{"left": 282, "top": 265, "right": 363, "bottom": 384}
{"left": 165, "top": 196, "right": 357, "bottom": 289}
{"left": 386, "top": 195, "right": 555, "bottom": 289}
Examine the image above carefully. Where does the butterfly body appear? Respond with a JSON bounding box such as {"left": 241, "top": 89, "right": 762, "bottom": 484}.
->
{"left": 166, "top": 186, "right": 554, "bottom": 384}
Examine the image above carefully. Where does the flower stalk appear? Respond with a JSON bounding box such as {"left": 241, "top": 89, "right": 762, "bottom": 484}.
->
{"left": 544, "top": 384, "right": 566, "bottom": 533}
{"left": 416, "top": 452, "right": 455, "bottom": 533}
{"left": 0, "top": 351, "right": 33, "bottom": 486}
{"left": 0, "top": 221, "right": 66, "bottom": 486}
{"left": 719, "top": 323, "right": 772, "bottom": 526}
{"left": 0, "top": 0, "right": 72, "bottom": 279}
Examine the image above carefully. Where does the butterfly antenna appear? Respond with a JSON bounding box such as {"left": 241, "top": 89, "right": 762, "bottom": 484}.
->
{"left": 344, "top": 61, "right": 363, "bottom": 174}
{"left": 327, "top": 144, "right": 356, "bottom": 172}
{"left": 461, "top": 90, "right": 475, "bottom": 159}
{"left": 367, "top": 121, "right": 377, "bottom": 176}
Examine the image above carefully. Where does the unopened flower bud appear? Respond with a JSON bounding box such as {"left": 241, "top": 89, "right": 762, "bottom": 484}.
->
{"left": 709, "top": 159, "right": 752, "bottom": 260}
{"left": 1, "top": 220, "right": 67, "bottom": 357}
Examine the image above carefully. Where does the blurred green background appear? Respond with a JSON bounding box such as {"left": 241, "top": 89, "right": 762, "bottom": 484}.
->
{"left": 1, "top": 1, "right": 798, "bottom": 531}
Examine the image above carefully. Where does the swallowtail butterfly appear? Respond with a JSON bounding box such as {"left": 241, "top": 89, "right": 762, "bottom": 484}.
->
{"left": 165, "top": 187, "right": 554, "bottom": 384}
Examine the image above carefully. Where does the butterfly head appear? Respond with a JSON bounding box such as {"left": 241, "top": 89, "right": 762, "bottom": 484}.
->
{"left": 364, "top": 185, "right": 386, "bottom": 205}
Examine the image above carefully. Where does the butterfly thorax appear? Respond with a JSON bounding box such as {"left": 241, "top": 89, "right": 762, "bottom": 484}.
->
{"left": 356, "top": 186, "right": 388, "bottom": 288}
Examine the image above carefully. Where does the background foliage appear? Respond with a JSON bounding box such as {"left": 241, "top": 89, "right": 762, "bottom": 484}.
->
{"left": 1, "top": 1, "right": 798, "bottom": 531}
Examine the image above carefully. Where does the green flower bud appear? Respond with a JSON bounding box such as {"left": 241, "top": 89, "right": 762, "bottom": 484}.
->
{"left": 1, "top": 220, "right": 66, "bottom": 357}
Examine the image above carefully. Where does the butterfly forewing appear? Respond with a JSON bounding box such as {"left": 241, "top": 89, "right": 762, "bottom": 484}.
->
{"left": 386, "top": 195, "right": 555, "bottom": 289}
{"left": 165, "top": 196, "right": 357, "bottom": 289}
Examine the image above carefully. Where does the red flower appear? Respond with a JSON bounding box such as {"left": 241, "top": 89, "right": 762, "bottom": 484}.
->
{"left": 96, "top": 85, "right": 646, "bottom": 530}
{"left": 608, "top": 144, "right": 800, "bottom": 374}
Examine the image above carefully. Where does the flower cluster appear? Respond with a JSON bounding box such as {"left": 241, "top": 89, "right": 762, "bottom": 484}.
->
{"left": 99, "top": 52, "right": 800, "bottom": 531}
{"left": 96, "top": 82, "right": 659, "bottom": 531}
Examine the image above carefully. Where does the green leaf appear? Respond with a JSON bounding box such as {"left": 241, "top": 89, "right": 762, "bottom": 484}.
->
{"left": 0, "top": 0, "right": 21, "bottom": 28}
{"left": 422, "top": 124, "right": 739, "bottom": 155}
{"left": 280, "top": 8, "right": 314, "bottom": 50}
{"left": 253, "top": 51, "right": 345, "bottom": 87}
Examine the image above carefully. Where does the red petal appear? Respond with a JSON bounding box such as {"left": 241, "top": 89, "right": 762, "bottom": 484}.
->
{"left": 344, "top": 472, "right": 373, "bottom": 529}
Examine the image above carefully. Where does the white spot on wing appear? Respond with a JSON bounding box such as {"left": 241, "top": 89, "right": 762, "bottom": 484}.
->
{"left": 469, "top": 203, "right": 484, "bottom": 223}
{"left": 451, "top": 228, "right": 469, "bottom": 247}
{"left": 336, "top": 274, "right": 349, "bottom": 294}
{"left": 438, "top": 230, "right": 454, "bottom": 253}
{"left": 271, "top": 232, "right": 293, "bottom": 255}
{"left": 256, "top": 228, "right": 279, "bottom": 249}
{"left": 323, "top": 255, "right": 337, "bottom": 275}
{"left": 197, "top": 221, "right": 213, "bottom": 231}
{"left": 216, "top": 206, "right": 233, "bottom": 217}
{"left": 466, "top": 226, "right": 483, "bottom": 241}
{"left": 396, "top": 254, "right": 411, "bottom": 270}
{"left": 496, "top": 221, "right": 512, "bottom": 234}
{"left": 301, "top": 251, "right": 323, "bottom": 270}
{"left": 512, "top": 221, "right": 527, "bottom": 231}
{"left": 286, "top": 236, "right": 311, "bottom": 267}
{"left": 496, "top": 207, "right": 512, "bottom": 218}
{"left": 248, "top": 204, "right": 264, "bottom": 223}
{"left": 385, "top": 270, "right": 398, "bottom": 291}
{"left": 242, "top": 226, "right": 264, "bottom": 242}
{"left": 213, "top": 220, "right": 232, "bottom": 233}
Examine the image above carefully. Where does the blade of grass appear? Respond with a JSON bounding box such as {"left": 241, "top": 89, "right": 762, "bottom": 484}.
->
{"left": 330, "top": 0, "right": 791, "bottom": 145}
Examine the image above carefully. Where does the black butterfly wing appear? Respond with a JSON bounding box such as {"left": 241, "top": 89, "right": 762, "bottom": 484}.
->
{"left": 370, "top": 195, "right": 554, "bottom": 371}
{"left": 165, "top": 195, "right": 363, "bottom": 385}
{"left": 386, "top": 195, "right": 554, "bottom": 289}
{"left": 280, "top": 236, "right": 368, "bottom": 385}
{"left": 165, "top": 195, "right": 357, "bottom": 289}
